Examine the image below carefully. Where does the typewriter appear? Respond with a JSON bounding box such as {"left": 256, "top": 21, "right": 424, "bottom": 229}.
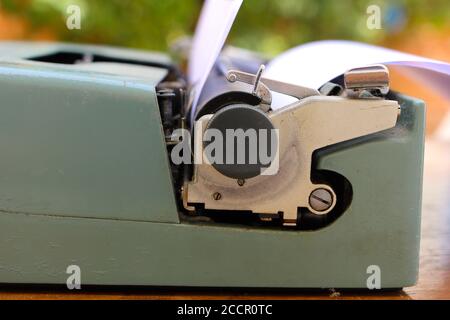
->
{"left": 0, "top": 41, "right": 424, "bottom": 289}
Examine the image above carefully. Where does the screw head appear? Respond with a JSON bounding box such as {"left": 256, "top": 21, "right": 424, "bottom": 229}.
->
{"left": 212, "top": 192, "right": 222, "bottom": 200}
{"left": 309, "top": 188, "right": 333, "bottom": 212}
{"left": 228, "top": 73, "right": 237, "bottom": 82}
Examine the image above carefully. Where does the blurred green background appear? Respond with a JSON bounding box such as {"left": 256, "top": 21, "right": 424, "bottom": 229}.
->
{"left": 1, "top": 0, "right": 449, "bottom": 55}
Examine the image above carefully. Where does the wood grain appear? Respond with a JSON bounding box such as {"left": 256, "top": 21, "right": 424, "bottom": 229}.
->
{"left": 0, "top": 139, "right": 449, "bottom": 300}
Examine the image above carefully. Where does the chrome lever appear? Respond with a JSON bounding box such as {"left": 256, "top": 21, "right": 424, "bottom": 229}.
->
{"left": 226, "top": 65, "right": 320, "bottom": 105}
{"left": 344, "top": 64, "right": 390, "bottom": 99}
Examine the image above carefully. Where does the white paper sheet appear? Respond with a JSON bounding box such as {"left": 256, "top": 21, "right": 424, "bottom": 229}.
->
{"left": 188, "top": 0, "right": 243, "bottom": 120}
{"left": 265, "top": 40, "right": 450, "bottom": 109}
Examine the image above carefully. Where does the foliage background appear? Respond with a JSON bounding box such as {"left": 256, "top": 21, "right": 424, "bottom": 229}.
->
{"left": 0, "top": 0, "right": 449, "bottom": 56}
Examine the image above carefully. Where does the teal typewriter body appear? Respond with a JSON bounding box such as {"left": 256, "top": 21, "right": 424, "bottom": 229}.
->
{"left": 0, "top": 42, "right": 424, "bottom": 289}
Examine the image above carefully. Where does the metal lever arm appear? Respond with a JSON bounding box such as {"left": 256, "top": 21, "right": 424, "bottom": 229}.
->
{"left": 227, "top": 69, "right": 320, "bottom": 103}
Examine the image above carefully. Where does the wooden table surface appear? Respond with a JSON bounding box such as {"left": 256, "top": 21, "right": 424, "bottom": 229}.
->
{"left": 0, "top": 139, "right": 449, "bottom": 300}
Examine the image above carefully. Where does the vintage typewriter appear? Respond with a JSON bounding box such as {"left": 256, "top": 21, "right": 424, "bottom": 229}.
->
{"left": 0, "top": 41, "right": 424, "bottom": 289}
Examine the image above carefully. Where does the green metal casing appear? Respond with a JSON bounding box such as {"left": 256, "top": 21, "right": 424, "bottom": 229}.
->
{"left": 0, "top": 42, "right": 424, "bottom": 289}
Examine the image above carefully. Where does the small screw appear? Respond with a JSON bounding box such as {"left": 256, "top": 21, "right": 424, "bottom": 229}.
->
{"left": 309, "top": 188, "right": 333, "bottom": 212}
{"left": 228, "top": 73, "right": 237, "bottom": 82}
{"left": 237, "top": 179, "right": 245, "bottom": 186}
{"left": 213, "top": 192, "right": 222, "bottom": 200}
